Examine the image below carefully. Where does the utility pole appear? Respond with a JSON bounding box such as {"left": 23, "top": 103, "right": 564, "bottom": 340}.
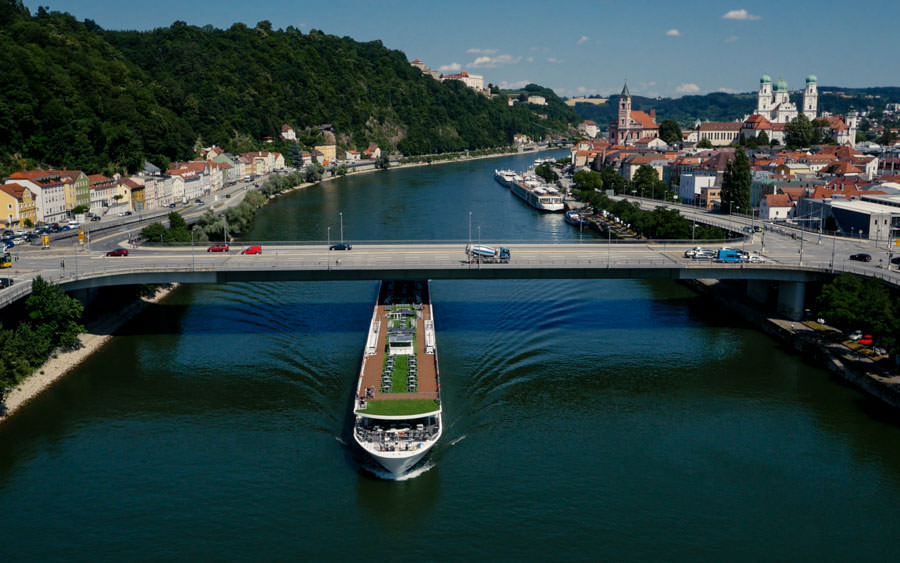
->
{"left": 340, "top": 212, "right": 343, "bottom": 243}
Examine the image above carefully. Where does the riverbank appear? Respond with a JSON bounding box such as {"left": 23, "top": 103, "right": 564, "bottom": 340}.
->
{"left": 266, "top": 147, "right": 557, "bottom": 200}
{"left": 688, "top": 279, "right": 900, "bottom": 409}
{"left": 0, "top": 284, "right": 178, "bottom": 424}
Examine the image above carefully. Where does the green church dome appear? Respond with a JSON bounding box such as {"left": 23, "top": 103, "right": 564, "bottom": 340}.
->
{"left": 760, "top": 74, "right": 772, "bottom": 84}
{"left": 806, "top": 74, "right": 817, "bottom": 83}
{"left": 774, "top": 78, "right": 788, "bottom": 92}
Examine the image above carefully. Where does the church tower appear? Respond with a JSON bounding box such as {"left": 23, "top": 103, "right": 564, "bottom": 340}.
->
{"left": 847, "top": 108, "right": 859, "bottom": 147}
{"left": 803, "top": 75, "right": 818, "bottom": 120}
{"left": 757, "top": 74, "right": 772, "bottom": 113}
{"left": 617, "top": 82, "right": 632, "bottom": 143}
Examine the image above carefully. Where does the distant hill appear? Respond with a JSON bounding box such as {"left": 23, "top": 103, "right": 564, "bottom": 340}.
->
{"left": 571, "top": 87, "right": 900, "bottom": 130}
{"left": 0, "top": 1, "right": 577, "bottom": 176}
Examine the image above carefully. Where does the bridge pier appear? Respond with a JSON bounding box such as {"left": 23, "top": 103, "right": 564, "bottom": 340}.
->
{"left": 746, "top": 279, "right": 769, "bottom": 304}
{"left": 776, "top": 281, "right": 806, "bottom": 321}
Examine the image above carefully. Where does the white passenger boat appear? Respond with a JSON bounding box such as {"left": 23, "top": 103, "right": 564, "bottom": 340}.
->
{"left": 352, "top": 281, "right": 442, "bottom": 478}
{"left": 509, "top": 174, "right": 564, "bottom": 212}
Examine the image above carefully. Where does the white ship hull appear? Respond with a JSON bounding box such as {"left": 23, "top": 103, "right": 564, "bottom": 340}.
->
{"left": 510, "top": 181, "right": 564, "bottom": 212}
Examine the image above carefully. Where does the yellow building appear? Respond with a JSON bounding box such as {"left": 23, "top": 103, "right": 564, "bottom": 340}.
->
{"left": 0, "top": 182, "right": 38, "bottom": 227}
{"left": 314, "top": 144, "right": 337, "bottom": 164}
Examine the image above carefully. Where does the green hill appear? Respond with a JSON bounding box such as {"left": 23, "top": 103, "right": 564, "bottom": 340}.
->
{"left": 0, "top": 1, "right": 577, "bottom": 176}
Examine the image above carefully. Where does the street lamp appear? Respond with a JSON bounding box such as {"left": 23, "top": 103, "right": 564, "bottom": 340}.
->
{"left": 468, "top": 211, "right": 472, "bottom": 245}
{"left": 339, "top": 212, "right": 343, "bottom": 243}
{"left": 327, "top": 226, "right": 331, "bottom": 247}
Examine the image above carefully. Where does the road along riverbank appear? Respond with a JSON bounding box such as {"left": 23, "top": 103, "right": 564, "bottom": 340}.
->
{"left": 0, "top": 284, "right": 178, "bottom": 424}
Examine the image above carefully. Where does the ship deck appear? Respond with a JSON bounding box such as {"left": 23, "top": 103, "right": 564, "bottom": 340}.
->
{"left": 356, "top": 283, "right": 440, "bottom": 408}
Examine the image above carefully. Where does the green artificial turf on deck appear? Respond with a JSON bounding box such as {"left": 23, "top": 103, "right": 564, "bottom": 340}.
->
{"left": 356, "top": 399, "right": 440, "bottom": 416}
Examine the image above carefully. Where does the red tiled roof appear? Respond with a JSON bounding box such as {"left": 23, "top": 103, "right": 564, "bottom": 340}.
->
{"left": 0, "top": 183, "right": 33, "bottom": 201}
{"left": 699, "top": 121, "right": 742, "bottom": 132}
{"left": 630, "top": 110, "right": 658, "bottom": 129}
{"left": 765, "top": 194, "right": 794, "bottom": 207}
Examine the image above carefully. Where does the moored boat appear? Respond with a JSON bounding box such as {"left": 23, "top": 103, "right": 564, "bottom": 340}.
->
{"left": 352, "top": 280, "right": 442, "bottom": 478}
{"left": 564, "top": 210, "right": 591, "bottom": 227}
{"left": 509, "top": 175, "right": 564, "bottom": 212}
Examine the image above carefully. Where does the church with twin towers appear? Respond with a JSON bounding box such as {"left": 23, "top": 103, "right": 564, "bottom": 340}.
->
{"left": 754, "top": 74, "right": 818, "bottom": 123}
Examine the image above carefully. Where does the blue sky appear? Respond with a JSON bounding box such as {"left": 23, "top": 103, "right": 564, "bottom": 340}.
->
{"left": 24, "top": 0, "right": 900, "bottom": 98}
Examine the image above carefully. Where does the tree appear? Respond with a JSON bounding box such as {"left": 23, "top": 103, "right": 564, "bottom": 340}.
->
{"left": 632, "top": 165, "right": 659, "bottom": 197}
{"left": 658, "top": 119, "right": 682, "bottom": 145}
{"left": 573, "top": 169, "right": 602, "bottom": 190}
{"left": 72, "top": 205, "right": 89, "bottom": 215}
{"left": 697, "top": 138, "right": 713, "bottom": 149}
{"left": 785, "top": 114, "right": 815, "bottom": 148}
{"left": 535, "top": 163, "right": 558, "bottom": 183}
{"left": 374, "top": 154, "right": 390, "bottom": 170}
{"left": 756, "top": 131, "right": 770, "bottom": 146}
{"left": 25, "top": 276, "right": 85, "bottom": 351}
{"left": 817, "top": 274, "right": 898, "bottom": 354}
{"left": 720, "top": 147, "right": 751, "bottom": 214}
{"left": 599, "top": 166, "right": 625, "bottom": 193}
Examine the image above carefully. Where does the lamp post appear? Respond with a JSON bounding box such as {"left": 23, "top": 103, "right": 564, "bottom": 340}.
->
{"left": 468, "top": 211, "right": 472, "bottom": 245}
{"left": 339, "top": 212, "right": 343, "bottom": 243}
{"left": 327, "top": 226, "right": 331, "bottom": 248}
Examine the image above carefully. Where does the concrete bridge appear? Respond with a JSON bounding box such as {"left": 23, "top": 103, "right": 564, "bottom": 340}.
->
{"left": 3, "top": 240, "right": 898, "bottom": 320}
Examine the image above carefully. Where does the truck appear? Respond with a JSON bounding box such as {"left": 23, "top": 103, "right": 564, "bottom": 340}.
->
{"left": 466, "top": 244, "right": 510, "bottom": 263}
{"left": 715, "top": 248, "right": 742, "bottom": 263}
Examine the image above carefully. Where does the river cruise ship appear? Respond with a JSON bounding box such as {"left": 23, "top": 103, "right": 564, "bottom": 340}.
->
{"left": 510, "top": 174, "right": 564, "bottom": 212}
{"left": 493, "top": 169, "right": 520, "bottom": 188}
{"left": 352, "top": 280, "right": 442, "bottom": 478}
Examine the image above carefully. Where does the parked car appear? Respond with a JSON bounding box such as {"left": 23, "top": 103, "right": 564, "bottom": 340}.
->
{"left": 329, "top": 242, "right": 352, "bottom": 251}
{"left": 891, "top": 256, "right": 900, "bottom": 265}
{"left": 91, "top": 215, "right": 101, "bottom": 221}
{"left": 207, "top": 243, "right": 229, "bottom": 252}
{"left": 849, "top": 330, "right": 863, "bottom": 341}
{"left": 195, "top": 199, "right": 203, "bottom": 204}
{"left": 60, "top": 225, "right": 71, "bottom": 231}
{"left": 241, "top": 245, "right": 262, "bottom": 255}
{"left": 169, "top": 203, "right": 177, "bottom": 208}
{"left": 106, "top": 248, "right": 128, "bottom": 257}
{"left": 849, "top": 253, "right": 872, "bottom": 262}
{"left": 0, "top": 277, "right": 13, "bottom": 289}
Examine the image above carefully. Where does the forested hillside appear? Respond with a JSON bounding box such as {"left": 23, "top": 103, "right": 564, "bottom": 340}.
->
{"left": 573, "top": 87, "right": 900, "bottom": 131}
{"left": 0, "top": 0, "right": 577, "bottom": 176}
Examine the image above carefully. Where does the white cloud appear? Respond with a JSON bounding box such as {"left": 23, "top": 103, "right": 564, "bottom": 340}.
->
{"left": 439, "top": 62, "right": 461, "bottom": 72}
{"left": 499, "top": 80, "right": 530, "bottom": 90}
{"left": 546, "top": 57, "right": 563, "bottom": 64}
{"left": 526, "top": 57, "right": 534, "bottom": 63}
{"left": 666, "top": 29, "right": 680, "bottom": 37}
{"left": 724, "top": 35, "right": 739, "bottom": 43}
{"left": 577, "top": 35, "right": 590, "bottom": 45}
{"left": 676, "top": 83, "right": 701, "bottom": 94}
{"left": 470, "top": 54, "right": 522, "bottom": 68}
{"left": 722, "top": 9, "right": 761, "bottom": 20}
{"left": 466, "top": 48, "right": 498, "bottom": 55}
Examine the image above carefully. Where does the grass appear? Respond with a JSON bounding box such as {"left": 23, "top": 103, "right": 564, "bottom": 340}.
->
{"left": 390, "top": 354, "right": 408, "bottom": 393}
{"left": 356, "top": 399, "right": 440, "bottom": 416}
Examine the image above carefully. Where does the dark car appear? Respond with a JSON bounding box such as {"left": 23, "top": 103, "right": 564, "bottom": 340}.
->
{"left": 0, "top": 277, "right": 13, "bottom": 289}
{"left": 849, "top": 253, "right": 872, "bottom": 262}
{"left": 90, "top": 215, "right": 101, "bottom": 221}
{"left": 329, "top": 242, "right": 352, "bottom": 251}
{"left": 207, "top": 243, "right": 229, "bottom": 252}
{"left": 169, "top": 203, "right": 177, "bottom": 208}
{"left": 106, "top": 248, "right": 128, "bottom": 257}
{"left": 891, "top": 256, "right": 900, "bottom": 265}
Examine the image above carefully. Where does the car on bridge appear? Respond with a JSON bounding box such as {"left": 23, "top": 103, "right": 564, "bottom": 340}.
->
{"left": 207, "top": 243, "right": 230, "bottom": 252}
{"left": 241, "top": 245, "right": 262, "bottom": 255}
{"left": 106, "top": 248, "right": 128, "bottom": 257}
{"left": 329, "top": 243, "right": 352, "bottom": 251}
{"left": 849, "top": 253, "right": 872, "bottom": 262}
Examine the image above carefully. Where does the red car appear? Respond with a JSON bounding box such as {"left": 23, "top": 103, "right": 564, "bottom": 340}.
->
{"left": 241, "top": 245, "right": 262, "bottom": 255}
{"left": 207, "top": 243, "right": 230, "bottom": 252}
{"left": 106, "top": 248, "right": 128, "bottom": 257}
